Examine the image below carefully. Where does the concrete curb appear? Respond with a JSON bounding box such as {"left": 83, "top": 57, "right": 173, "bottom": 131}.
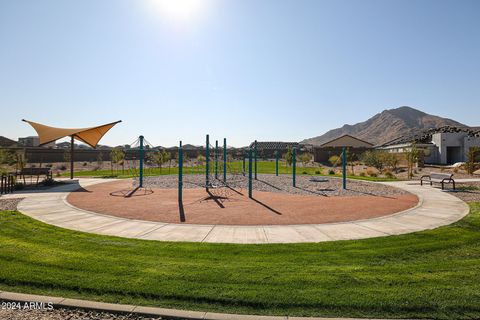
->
{"left": 0, "top": 290, "right": 402, "bottom": 320}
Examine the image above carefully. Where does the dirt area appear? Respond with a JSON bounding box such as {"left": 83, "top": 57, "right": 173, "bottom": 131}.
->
{"left": 67, "top": 177, "right": 417, "bottom": 225}
{"left": 444, "top": 182, "right": 480, "bottom": 202}
{"left": 0, "top": 307, "right": 161, "bottom": 320}
{"left": 0, "top": 198, "right": 23, "bottom": 210}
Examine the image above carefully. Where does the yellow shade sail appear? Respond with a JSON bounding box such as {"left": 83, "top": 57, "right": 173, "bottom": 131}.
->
{"left": 22, "top": 120, "right": 122, "bottom": 148}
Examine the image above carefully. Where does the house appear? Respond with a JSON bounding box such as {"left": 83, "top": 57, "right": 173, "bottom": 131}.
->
{"left": 247, "top": 141, "right": 313, "bottom": 158}
{"left": 313, "top": 135, "right": 373, "bottom": 163}
{"left": 377, "top": 126, "right": 480, "bottom": 165}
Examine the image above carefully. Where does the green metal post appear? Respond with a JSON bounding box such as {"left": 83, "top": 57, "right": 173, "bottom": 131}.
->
{"left": 292, "top": 147, "right": 296, "bottom": 187}
{"left": 275, "top": 150, "right": 279, "bottom": 176}
{"left": 342, "top": 146, "right": 347, "bottom": 190}
{"left": 223, "top": 138, "right": 227, "bottom": 182}
{"left": 206, "top": 134, "right": 209, "bottom": 190}
{"left": 215, "top": 140, "right": 218, "bottom": 179}
{"left": 139, "top": 135, "right": 144, "bottom": 188}
{"left": 178, "top": 141, "right": 183, "bottom": 203}
{"left": 248, "top": 148, "right": 253, "bottom": 198}
{"left": 254, "top": 140, "right": 257, "bottom": 180}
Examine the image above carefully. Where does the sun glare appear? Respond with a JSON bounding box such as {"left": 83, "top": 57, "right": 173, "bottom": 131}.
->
{"left": 152, "top": 0, "right": 205, "bottom": 21}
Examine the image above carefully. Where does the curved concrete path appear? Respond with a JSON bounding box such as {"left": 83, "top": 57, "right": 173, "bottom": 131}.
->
{"left": 8, "top": 178, "right": 470, "bottom": 244}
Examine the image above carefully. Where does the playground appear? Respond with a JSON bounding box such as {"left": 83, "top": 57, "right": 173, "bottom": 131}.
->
{"left": 61, "top": 134, "right": 418, "bottom": 226}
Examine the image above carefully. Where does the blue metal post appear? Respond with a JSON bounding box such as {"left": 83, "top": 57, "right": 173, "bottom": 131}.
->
{"left": 178, "top": 141, "right": 183, "bottom": 202}
{"left": 139, "top": 135, "right": 144, "bottom": 188}
{"left": 223, "top": 138, "right": 227, "bottom": 182}
{"left": 206, "top": 134, "right": 209, "bottom": 190}
{"left": 254, "top": 140, "right": 257, "bottom": 180}
{"left": 275, "top": 150, "right": 279, "bottom": 176}
{"left": 342, "top": 146, "right": 347, "bottom": 190}
{"left": 248, "top": 148, "right": 253, "bottom": 198}
{"left": 215, "top": 140, "right": 218, "bottom": 179}
{"left": 292, "top": 147, "right": 296, "bottom": 187}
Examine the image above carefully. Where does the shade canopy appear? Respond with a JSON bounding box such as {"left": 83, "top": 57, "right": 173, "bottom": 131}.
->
{"left": 22, "top": 120, "right": 122, "bottom": 148}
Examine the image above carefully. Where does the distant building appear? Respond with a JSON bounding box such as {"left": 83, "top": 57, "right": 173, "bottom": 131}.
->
{"left": 313, "top": 135, "right": 373, "bottom": 163}
{"left": 377, "top": 126, "right": 480, "bottom": 165}
{"left": 18, "top": 136, "right": 55, "bottom": 148}
{"left": 248, "top": 141, "right": 313, "bottom": 158}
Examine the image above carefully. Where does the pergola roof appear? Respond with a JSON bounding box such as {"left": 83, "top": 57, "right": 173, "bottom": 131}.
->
{"left": 22, "top": 120, "right": 122, "bottom": 148}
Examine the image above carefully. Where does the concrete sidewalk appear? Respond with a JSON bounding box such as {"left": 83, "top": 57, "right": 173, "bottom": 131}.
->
{"left": 0, "top": 290, "right": 402, "bottom": 320}
{"left": 6, "top": 178, "right": 470, "bottom": 244}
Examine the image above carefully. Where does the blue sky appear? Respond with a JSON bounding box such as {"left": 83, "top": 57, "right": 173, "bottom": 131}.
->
{"left": 1, "top": 0, "right": 479, "bottom": 147}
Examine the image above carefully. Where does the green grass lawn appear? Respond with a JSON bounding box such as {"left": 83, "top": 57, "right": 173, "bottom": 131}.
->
{"left": 1, "top": 204, "right": 480, "bottom": 319}
{"left": 63, "top": 160, "right": 397, "bottom": 182}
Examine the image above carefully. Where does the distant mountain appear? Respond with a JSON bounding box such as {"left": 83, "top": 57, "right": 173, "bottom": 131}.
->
{"left": 302, "top": 106, "right": 468, "bottom": 146}
{"left": 0, "top": 136, "right": 16, "bottom": 147}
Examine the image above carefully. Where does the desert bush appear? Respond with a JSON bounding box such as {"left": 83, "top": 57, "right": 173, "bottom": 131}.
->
{"left": 465, "top": 147, "right": 480, "bottom": 175}
{"left": 361, "top": 151, "right": 385, "bottom": 171}
{"left": 298, "top": 153, "right": 312, "bottom": 167}
{"left": 83, "top": 162, "right": 88, "bottom": 166}
{"left": 359, "top": 171, "right": 366, "bottom": 177}
{"left": 328, "top": 155, "right": 340, "bottom": 167}
{"left": 366, "top": 169, "right": 377, "bottom": 177}
{"left": 42, "top": 177, "right": 56, "bottom": 186}
{"left": 14, "top": 182, "right": 24, "bottom": 190}
{"left": 58, "top": 165, "right": 67, "bottom": 171}
{"left": 328, "top": 169, "right": 335, "bottom": 175}
{"left": 315, "top": 170, "right": 321, "bottom": 175}
{"left": 383, "top": 170, "right": 395, "bottom": 179}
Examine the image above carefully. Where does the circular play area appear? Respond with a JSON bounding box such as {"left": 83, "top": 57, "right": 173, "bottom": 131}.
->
{"left": 67, "top": 174, "right": 418, "bottom": 225}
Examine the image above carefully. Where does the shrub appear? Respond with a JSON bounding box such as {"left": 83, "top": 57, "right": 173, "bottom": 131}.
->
{"left": 361, "top": 150, "right": 385, "bottom": 171}
{"left": 315, "top": 170, "right": 321, "bottom": 175}
{"left": 83, "top": 162, "right": 88, "bottom": 166}
{"left": 302, "top": 171, "right": 307, "bottom": 174}
{"left": 42, "top": 178, "right": 56, "bottom": 186}
{"left": 328, "top": 169, "right": 335, "bottom": 175}
{"left": 366, "top": 169, "right": 377, "bottom": 177}
{"left": 58, "top": 165, "right": 67, "bottom": 171}
{"left": 384, "top": 170, "right": 395, "bottom": 179}
{"left": 359, "top": 171, "right": 366, "bottom": 177}
{"left": 465, "top": 147, "right": 480, "bottom": 175}
{"left": 328, "top": 155, "right": 340, "bottom": 166}
{"left": 14, "top": 182, "right": 24, "bottom": 190}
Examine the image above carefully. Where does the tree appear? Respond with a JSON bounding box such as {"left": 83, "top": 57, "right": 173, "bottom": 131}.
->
{"left": 150, "top": 149, "right": 171, "bottom": 172}
{"left": 283, "top": 146, "right": 293, "bottom": 167}
{"left": 110, "top": 147, "right": 125, "bottom": 175}
{"left": 465, "top": 146, "right": 480, "bottom": 175}
{"left": 298, "top": 152, "right": 312, "bottom": 167}
{"left": 382, "top": 152, "right": 399, "bottom": 173}
{"left": 361, "top": 150, "right": 384, "bottom": 171}
{"left": 405, "top": 143, "right": 419, "bottom": 179}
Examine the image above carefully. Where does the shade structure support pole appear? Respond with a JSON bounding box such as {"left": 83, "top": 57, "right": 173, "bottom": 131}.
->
{"left": 139, "top": 135, "right": 144, "bottom": 188}
{"left": 292, "top": 147, "right": 296, "bottom": 187}
{"left": 215, "top": 140, "right": 218, "bottom": 179}
{"left": 248, "top": 148, "right": 253, "bottom": 198}
{"left": 342, "top": 146, "right": 347, "bottom": 190}
{"left": 223, "top": 138, "right": 227, "bottom": 183}
{"left": 254, "top": 140, "right": 257, "bottom": 180}
{"left": 178, "top": 141, "right": 183, "bottom": 203}
{"left": 206, "top": 134, "right": 210, "bottom": 191}
{"left": 70, "top": 135, "right": 74, "bottom": 179}
{"left": 275, "top": 150, "right": 279, "bottom": 176}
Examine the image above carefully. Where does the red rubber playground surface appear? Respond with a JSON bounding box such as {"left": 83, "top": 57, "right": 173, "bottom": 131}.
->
{"left": 67, "top": 180, "right": 419, "bottom": 225}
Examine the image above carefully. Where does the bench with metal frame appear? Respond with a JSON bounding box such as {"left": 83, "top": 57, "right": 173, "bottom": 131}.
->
{"left": 17, "top": 167, "right": 52, "bottom": 186}
{"left": 420, "top": 172, "right": 455, "bottom": 190}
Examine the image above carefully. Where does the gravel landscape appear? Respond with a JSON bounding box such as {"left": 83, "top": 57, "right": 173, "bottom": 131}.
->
{"left": 138, "top": 173, "right": 409, "bottom": 197}
{"left": 0, "top": 307, "right": 162, "bottom": 320}
{"left": 0, "top": 198, "right": 23, "bottom": 211}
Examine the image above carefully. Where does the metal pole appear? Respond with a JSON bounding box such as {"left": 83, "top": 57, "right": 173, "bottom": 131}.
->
{"left": 342, "top": 146, "right": 347, "bottom": 190}
{"left": 275, "top": 150, "right": 279, "bottom": 176}
{"left": 178, "top": 141, "right": 183, "bottom": 203}
{"left": 223, "top": 138, "right": 227, "bottom": 182}
{"left": 293, "top": 147, "right": 296, "bottom": 187}
{"left": 215, "top": 140, "right": 218, "bottom": 179}
{"left": 254, "top": 140, "right": 257, "bottom": 180}
{"left": 206, "top": 134, "right": 210, "bottom": 190}
{"left": 70, "top": 135, "right": 74, "bottom": 179}
{"left": 248, "top": 148, "right": 253, "bottom": 198}
{"left": 139, "top": 135, "right": 144, "bottom": 188}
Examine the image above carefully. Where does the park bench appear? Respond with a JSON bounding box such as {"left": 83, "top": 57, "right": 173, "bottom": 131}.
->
{"left": 17, "top": 167, "right": 52, "bottom": 186}
{"left": 420, "top": 172, "right": 455, "bottom": 190}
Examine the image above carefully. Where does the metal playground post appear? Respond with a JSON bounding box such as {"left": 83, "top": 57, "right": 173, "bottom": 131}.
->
{"left": 292, "top": 147, "right": 296, "bottom": 187}
{"left": 342, "top": 146, "right": 347, "bottom": 189}
{"left": 248, "top": 147, "right": 253, "bottom": 198}
{"left": 223, "top": 138, "right": 227, "bottom": 182}
{"left": 178, "top": 141, "right": 183, "bottom": 203}
{"left": 139, "top": 135, "right": 144, "bottom": 188}
{"left": 254, "top": 140, "right": 257, "bottom": 180}
{"left": 215, "top": 140, "right": 218, "bottom": 179}
{"left": 206, "top": 134, "right": 210, "bottom": 191}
